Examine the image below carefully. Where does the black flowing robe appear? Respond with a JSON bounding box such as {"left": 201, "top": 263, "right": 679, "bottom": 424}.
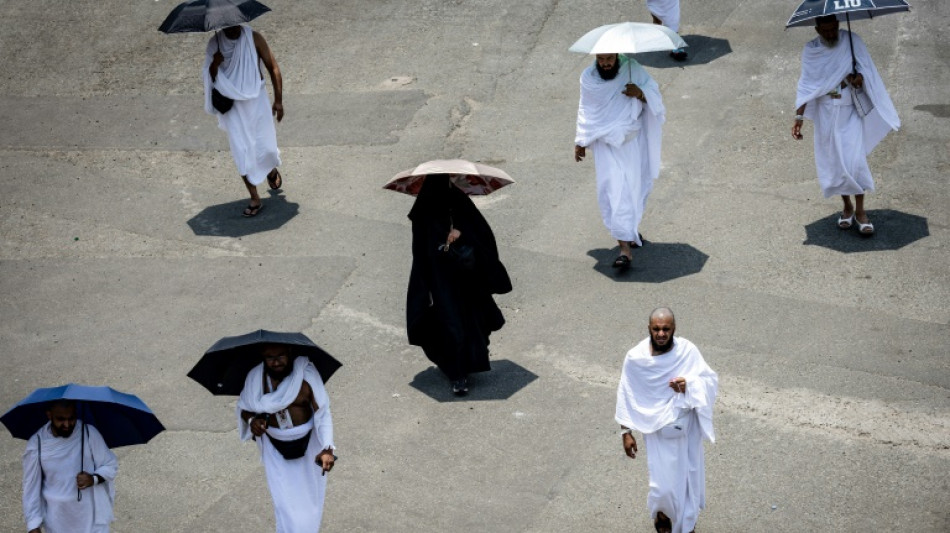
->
{"left": 406, "top": 176, "right": 512, "bottom": 380}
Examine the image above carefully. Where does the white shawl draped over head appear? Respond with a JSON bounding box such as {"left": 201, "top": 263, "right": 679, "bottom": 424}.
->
{"left": 615, "top": 337, "right": 718, "bottom": 442}
{"left": 203, "top": 25, "right": 264, "bottom": 115}
{"left": 796, "top": 30, "right": 900, "bottom": 153}
{"left": 236, "top": 355, "right": 334, "bottom": 448}
{"left": 575, "top": 56, "right": 665, "bottom": 183}
{"left": 646, "top": 0, "right": 681, "bottom": 32}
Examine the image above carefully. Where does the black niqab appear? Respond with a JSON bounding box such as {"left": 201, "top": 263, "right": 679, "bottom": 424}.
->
{"left": 406, "top": 175, "right": 512, "bottom": 380}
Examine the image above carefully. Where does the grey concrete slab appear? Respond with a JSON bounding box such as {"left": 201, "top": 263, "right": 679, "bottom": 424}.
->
{"left": 1, "top": 0, "right": 948, "bottom": 532}
{"left": 0, "top": 92, "right": 427, "bottom": 150}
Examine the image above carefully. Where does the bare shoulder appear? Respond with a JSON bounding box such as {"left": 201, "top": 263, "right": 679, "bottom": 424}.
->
{"left": 252, "top": 30, "right": 269, "bottom": 48}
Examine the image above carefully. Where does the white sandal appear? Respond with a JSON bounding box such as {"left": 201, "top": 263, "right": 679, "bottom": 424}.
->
{"left": 857, "top": 219, "right": 875, "bottom": 235}
{"left": 837, "top": 213, "right": 855, "bottom": 229}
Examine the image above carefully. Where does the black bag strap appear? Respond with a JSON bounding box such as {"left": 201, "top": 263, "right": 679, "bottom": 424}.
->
{"left": 36, "top": 432, "right": 44, "bottom": 483}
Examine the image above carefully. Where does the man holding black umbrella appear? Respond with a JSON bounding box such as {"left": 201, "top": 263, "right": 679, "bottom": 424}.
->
{"left": 21, "top": 400, "right": 118, "bottom": 533}
{"left": 237, "top": 344, "right": 335, "bottom": 532}
{"left": 791, "top": 15, "right": 900, "bottom": 236}
{"left": 204, "top": 24, "right": 284, "bottom": 217}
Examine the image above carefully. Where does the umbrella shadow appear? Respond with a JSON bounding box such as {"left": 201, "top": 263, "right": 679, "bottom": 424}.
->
{"left": 803, "top": 209, "right": 929, "bottom": 253}
{"left": 186, "top": 190, "right": 299, "bottom": 238}
{"left": 635, "top": 35, "right": 732, "bottom": 68}
{"left": 408, "top": 359, "right": 538, "bottom": 403}
{"left": 586, "top": 240, "right": 709, "bottom": 282}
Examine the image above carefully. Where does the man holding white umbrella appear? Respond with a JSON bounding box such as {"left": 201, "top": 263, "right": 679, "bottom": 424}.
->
{"left": 571, "top": 23, "right": 679, "bottom": 269}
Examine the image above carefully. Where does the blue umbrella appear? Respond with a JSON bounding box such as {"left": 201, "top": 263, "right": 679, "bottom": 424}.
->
{"left": 2, "top": 384, "right": 165, "bottom": 501}
{"left": 786, "top": 0, "right": 911, "bottom": 75}
{"left": 1, "top": 384, "right": 165, "bottom": 448}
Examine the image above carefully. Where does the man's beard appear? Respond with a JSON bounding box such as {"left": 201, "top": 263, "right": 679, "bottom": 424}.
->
{"left": 651, "top": 337, "right": 674, "bottom": 354}
{"left": 820, "top": 35, "right": 839, "bottom": 48}
{"left": 265, "top": 364, "right": 292, "bottom": 381}
{"left": 597, "top": 61, "right": 621, "bottom": 80}
{"left": 51, "top": 425, "right": 74, "bottom": 438}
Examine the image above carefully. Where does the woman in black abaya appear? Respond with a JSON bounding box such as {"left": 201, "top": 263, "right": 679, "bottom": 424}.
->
{"left": 406, "top": 175, "right": 512, "bottom": 395}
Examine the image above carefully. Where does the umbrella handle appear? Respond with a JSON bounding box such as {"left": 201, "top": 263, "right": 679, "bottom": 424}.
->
{"left": 78, "top": 418, "right": 84, "bottom": 501}
{"left": 846, "top": 12, "right": 857, "bottom": 76}
{"left": 77, "top": 404, "right": 87, "bottom": 502}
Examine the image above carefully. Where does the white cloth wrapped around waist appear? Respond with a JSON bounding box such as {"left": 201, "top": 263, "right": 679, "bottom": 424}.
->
{"left": 266, "top": 416, "right": 314, "bottom": 442}
{"left": 655, "top": 408, "right": 692, "bottom": 439}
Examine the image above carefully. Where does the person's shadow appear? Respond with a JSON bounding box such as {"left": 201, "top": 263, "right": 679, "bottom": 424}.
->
{"left": 803, "top": 209, "right": 929, "bottom": 253}
{"left": 634, "top": 35, "right": 732, "bottom": 68}
{"left": 587, "top": 240, "right": 709, "bottom": 282}
{"left": 187, "top": 190, "right": 299, "bottom": 238}
{"left": 409, "top": 360, "right": 538, "bottom": 402}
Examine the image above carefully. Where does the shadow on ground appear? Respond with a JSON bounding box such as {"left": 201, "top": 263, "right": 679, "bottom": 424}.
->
{"left": 587, "top": 241, "right": 708, "bottom": 282}
{"left": 635, "top": 35, "right": 732, "bottom": 68}
{"left": 913, "top": 104, "right": 950, "bottom": 118}
{"left": 187, "top": 190, "right": 299, "bottom": 238}
{"left": 803, "top": 209, "right": 929, "bottom": 253}
{"left": 409, "top": 359, "right": 538, "bottom": 402}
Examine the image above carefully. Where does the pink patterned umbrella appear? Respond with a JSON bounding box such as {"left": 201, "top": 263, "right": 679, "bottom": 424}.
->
{"left": 384, "top": 159, "right": 515, "bottom": 196}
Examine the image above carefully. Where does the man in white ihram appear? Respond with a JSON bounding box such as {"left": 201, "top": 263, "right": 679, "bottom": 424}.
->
{"left": 22, "top": 400, "right": 119, "bottom": 533}
{"left": 616, "top": 308, "right": 718, "bottom": 533}
{"left": 204, "top": 24, "right": 284, "bottom": 218}
{"left": 792, "top": 15, "right": 900, "bottom": 236}
{"left": 574, "top": 53, "right": 664, "bottom": 270}
{"left": 238, "top": 345, "right": 336, "bottom": 532}
{"left": 645, "top": 0, "right": 687, "bottom": 60}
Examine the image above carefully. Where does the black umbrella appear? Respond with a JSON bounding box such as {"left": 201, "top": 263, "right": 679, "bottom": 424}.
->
{"left": 158, "top": 0, "right": 271, "bottom": 34}
{"left": 188, "top": 330, "right": 342, "bottom": 395}
{"left": 786, "top": 0, "right": 911, "bottom": 74}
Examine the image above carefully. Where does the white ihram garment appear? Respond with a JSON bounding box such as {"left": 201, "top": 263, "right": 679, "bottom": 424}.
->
{"left": 646, "top": 0, "right": 681, "bottom": 32}
{"left": 795, "top": 30, "right": 899, "bottom": 197}
{"left": 575, "top": 57, "right": 664, "bottom": 246}
{"left": 22, "top": 421, "right": 118, "bottom": 533}
{"left": 616, "top": 337, "right": 718, "bottom": 533}
{"left": 238, "top": 356, "right": 334, "bottom": 533}
{"left": 203, "top": 25, "right": 280, "bottom": 186}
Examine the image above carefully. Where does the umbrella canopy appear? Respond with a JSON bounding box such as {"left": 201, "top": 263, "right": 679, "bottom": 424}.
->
{"left": 1, "top": 384, "right": 165, "bottom": 448}
{"left": 786, "top": 0, "right": 910, "bottom": 28}
{"left": 189, "top": 330, "right": 342, "bottom": 395}
{"left": 384, "top": 159, "right": 515, "bottom": 196}
{"left": 569, "top": 22, "right": 687, "bottom": 55}
{"left": 158, "top": 0, "right": 271, "bottom": 34}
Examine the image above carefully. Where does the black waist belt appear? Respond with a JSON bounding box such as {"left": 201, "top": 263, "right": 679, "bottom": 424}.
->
{"left": 268, "top": 430, "right": 312, "bottom": 460}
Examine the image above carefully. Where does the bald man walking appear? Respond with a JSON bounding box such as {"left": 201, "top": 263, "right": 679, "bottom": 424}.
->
{"left": 615, "top": 308, "right": 718, "bottom": 533}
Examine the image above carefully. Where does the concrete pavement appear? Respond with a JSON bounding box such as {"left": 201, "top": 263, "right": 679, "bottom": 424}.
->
{"left": 1, "top": 0, "right": 947, "bottom": 531}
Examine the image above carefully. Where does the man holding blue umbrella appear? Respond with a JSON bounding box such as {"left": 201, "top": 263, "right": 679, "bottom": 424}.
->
{"left": 21, "top": 400, "right": 118, "bottom": 533}
{"left": 3, "top": 383, "right": 163, "bottom": 533}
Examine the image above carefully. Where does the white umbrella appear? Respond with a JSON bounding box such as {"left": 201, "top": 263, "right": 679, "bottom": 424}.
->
{"left": 569, "top": 22, "right": 686, "bottom": 55}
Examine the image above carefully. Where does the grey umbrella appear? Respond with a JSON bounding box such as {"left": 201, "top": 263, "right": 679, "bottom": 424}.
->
{"left": 786, "top": 0, "right": 911, "bottom": 74}
{"left": 158, "top": 0, "right": 271, "bottom": 34}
